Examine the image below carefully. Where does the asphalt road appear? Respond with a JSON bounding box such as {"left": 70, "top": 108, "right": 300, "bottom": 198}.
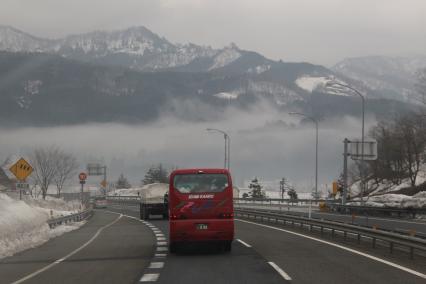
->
{"left": 109, "top": 204, "right": 426, "bottom": 284}
{"left": 0, "top": 210, "right": 155, "bottom": 284}
{"left": 1, "top": 204, "right": 426, "bottom": 284}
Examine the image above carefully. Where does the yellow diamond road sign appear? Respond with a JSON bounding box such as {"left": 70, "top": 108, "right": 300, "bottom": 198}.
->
{"left": 9, "top": 158, "right": 33, "bottom": 181}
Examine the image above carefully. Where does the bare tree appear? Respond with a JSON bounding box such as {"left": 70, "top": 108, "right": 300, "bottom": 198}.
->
{"left": 415, "top": 68, "right": 426, "bottom": 105}
{"left": 54, "top": 151, "right": 78, "bottom": 197}
{"left": 367, "top": 113, "right": 426, "bottom": 188}
{"left": 30, "top": 146, "right": 59, "bottom": 199}
{"left": 396, "top": 114, "right": 426, "bottom": 186}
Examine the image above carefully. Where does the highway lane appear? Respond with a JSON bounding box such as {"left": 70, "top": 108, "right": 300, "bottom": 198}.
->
{"left": 108, "top": 204, "right": 426, "bottom": 284}
{"left": 107, "top": 206, "right": 289, "bottom": 284}
{"left": 236, "top": 219, "right": 426, "bottom": 284}
{"left": 0, "top": 210, "right": 155, "bottom": 284}
{"left": 236, "top": 204, "right": 426, "bottom": 237}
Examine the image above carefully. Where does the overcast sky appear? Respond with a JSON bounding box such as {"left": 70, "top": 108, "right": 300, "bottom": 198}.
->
{"left": 1, "top": 0, "right": 425, "bottom": 66}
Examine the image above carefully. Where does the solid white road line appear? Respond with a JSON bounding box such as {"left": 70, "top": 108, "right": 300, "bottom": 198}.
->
{"left": 140, "top": 273, "right": 160, "bottom": 282}
{"left": 236, "top": 239, "right": 252, "bottom": 248}
{"left": 268, "top": 262, "right": 292, "bottom": 281}
{"left": 236, "top": 219, "right": 426, "bottom": 280}
{"left": 148, "top": 262, "right": 164, "bottom": 269}
{"left": 11, "top": 214, "right": 123, "bottom": 284}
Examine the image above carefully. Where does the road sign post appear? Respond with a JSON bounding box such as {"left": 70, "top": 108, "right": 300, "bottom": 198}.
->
{"left": 342, "top": 139, "right": 377, "bottom": 205}
{"left": 79, "top": 172, "right": 87, "bottom": 206}
{"left": 9, "top": 158, "right": 33, "bottom": 200}
{"left": 87, "top": 163, "right": 107, "bottom": 195}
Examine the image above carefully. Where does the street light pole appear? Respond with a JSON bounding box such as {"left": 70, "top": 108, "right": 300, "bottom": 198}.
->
{"left": 289, "top": 112, "right": 319, "bottom": 199}
{"left": 206, "top": 128, "right": 230, "bottom": 170}
{"left": 325, "top": 81, "right": 365, "bottom": 204}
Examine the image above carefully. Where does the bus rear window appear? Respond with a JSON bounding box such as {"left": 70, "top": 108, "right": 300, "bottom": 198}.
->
{"left": 173, "top": 174, "right": 229, "bottom": 193}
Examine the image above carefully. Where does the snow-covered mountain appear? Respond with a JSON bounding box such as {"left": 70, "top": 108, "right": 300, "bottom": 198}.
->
{"left": 0, "top": 26, "right": 51, "bottom": 52}
{"left": 333, "top": 56, "right": 426, "bottom": 102}
{"left": 0, "top": 25, "right": 246, "bottom": 72}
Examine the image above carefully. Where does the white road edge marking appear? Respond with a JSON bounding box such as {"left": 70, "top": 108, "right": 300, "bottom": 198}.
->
{"left": 236, "top": 239, "right": 252, "bottom": 248}
{"left": 140, "top": 273, "right": 160, "bottom": 282}
{"left": 105, "top": 209, "right": 167, "bottom": 282}
{"left": 11, "top": 214, "right": 123, "bottom": 284}
{"left": 268, "top": 262, "right": 292, "bottom": 281}
{"left": 236, "top": 219, "right": 426, "bottom": 280}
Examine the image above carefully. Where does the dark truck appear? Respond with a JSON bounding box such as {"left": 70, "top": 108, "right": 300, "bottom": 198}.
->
{"left": 140, "top": 192, "right": 169, "bottom": 220}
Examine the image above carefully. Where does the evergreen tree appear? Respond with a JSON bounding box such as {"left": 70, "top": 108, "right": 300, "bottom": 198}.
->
{"left": 249, "top": 177, "right": 266, "bottom": 199}
{"left": 142, "top": 164, "right": 169, "bottom": 185}
{"left": 116, "top": 173, "right": 131, "bottom": 189}
{"left": 287, "top": 188, "right": 298, "bottom": 201}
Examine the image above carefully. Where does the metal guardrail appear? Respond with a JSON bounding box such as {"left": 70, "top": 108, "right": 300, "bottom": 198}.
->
{"left": 47, "top": 209, "right": 93, "bottom": 229}
{"left": 328, "top": 203, "right": 426, "bottom": 218}
{"left": 106, "top": 195, "right": 140, "bottom": 205}
{"left": 234, "top": 197, "right": 333, "bottom": 205}
{"left": 235, "top": 208, "right": 426, "bottom": 259}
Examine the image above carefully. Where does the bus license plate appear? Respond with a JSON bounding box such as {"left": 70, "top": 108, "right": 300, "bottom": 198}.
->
{"left": 197, "top": 224, "right": 208, "bottom": 230}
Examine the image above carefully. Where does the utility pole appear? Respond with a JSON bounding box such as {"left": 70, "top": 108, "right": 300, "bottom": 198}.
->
{"left": 206, "top": 128, "right": 230, "bottom": 170}
{"left": 342, "top": 138, "right": 350, "bottom": 205}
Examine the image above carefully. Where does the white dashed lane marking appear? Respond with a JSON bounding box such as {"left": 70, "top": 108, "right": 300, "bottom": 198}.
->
{"left": 236, "top": 239, "right": 252, "bottom": 248}
{"left": 149, "top": 262, "right": 165, "bottom": 269}
{"left": 268, "top": 262, "right": 292, "bottom": 281}
{"left": 140, "top": 273, "right": 160, "bottom": 282}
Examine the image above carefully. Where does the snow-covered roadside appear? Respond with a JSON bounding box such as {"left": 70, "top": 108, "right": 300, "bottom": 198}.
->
{"left": 349, "top": 191, "right": 426, "bottom": 209}
{"left": 0, "top": 193, "right": 85, "bottom": 259}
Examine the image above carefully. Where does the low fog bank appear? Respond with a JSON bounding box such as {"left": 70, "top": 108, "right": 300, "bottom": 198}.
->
{"left": 0, "top": 104, "right": 376, "bottom": 192}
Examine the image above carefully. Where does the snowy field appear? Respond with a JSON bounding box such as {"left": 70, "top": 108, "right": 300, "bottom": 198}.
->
{"left": 0, "top": 193, "right": 85, "bottom": 259}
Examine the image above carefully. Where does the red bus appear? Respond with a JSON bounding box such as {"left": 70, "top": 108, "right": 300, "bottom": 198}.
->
{"left": 168, "top": 168, "right": 234, "bottom": 252}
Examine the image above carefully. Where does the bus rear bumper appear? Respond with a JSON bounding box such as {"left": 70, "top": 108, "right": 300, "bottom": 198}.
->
{"left": 170, "top": 219, "right": 234, "bottom": 242}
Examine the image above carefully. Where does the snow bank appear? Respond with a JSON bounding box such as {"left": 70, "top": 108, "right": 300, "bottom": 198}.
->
{"left": 349, "top": 193, "right": 426, "bottom": 208}
{"left": 0, "top": 193, "right": 84, "bottom": 259}
{"left": 24, "top": 196, "right": 81, "bottom": 217}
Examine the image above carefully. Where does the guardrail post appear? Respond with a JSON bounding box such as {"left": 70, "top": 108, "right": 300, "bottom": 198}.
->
{"left": 410, "top": 247, "right": 414, "bottom": 259}
{"left": 372, "top": 238, "right": 376, "bottom": 248}
{"left": 389, "top": 242, "right": 393, "bottom": 254}
{"left": 357, "top": 234, "right": 361, "bottom": 244}
{"left": 332, "top": 229, "right": 335, "bottom": 238}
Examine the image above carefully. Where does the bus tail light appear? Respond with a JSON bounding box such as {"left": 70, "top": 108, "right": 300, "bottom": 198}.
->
{"left": 170, "top": 214, "right": 187, "bottom": 220}
{"left": 219, "top": 212, "right": 234, "bottom": 219}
